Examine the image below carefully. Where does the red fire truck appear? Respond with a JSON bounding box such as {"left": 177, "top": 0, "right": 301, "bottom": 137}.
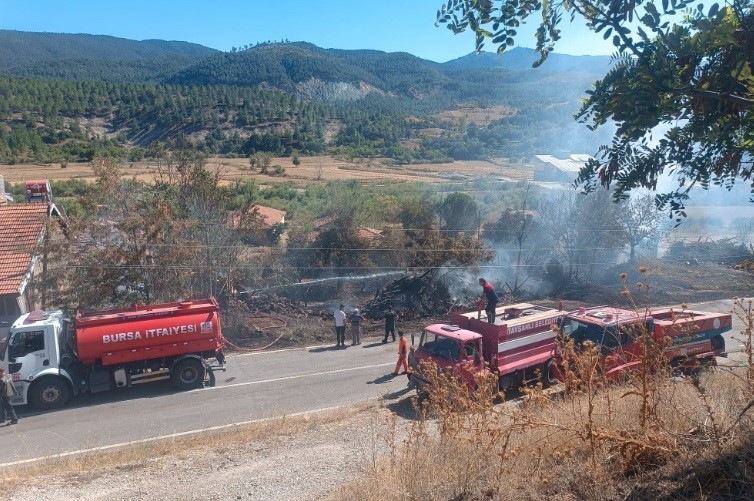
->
{"left": 556, "top": 306, "right": 731, "bottom": 379}
{"left": 1, "top": 298, "right": 226, "bottom": 409}
{"left": 408, "top": 302, "right": 565, "bottom": 393}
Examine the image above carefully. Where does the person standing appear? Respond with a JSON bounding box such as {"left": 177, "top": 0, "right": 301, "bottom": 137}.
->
{"left": 334, "top": 304, "right": 347, "bottom": 347}
{"left": 393, "top": 331, "right": 409, "bottom": 376}
{"left": 0, "top": 367, "right": 18, "bottom": 425}
{"left": 478, "top": 277, "right": 499, "bottom": 323}
{"left": 382, "top": 306, "right": 398, "bottom": 343}
{"left": 349, "top": 308, "right": 365, "bottom": 346}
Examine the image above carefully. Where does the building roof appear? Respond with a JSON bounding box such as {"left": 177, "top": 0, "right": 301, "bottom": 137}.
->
{"left": 534, "top": 154, "right": 592, "bottom": 173}
{"left": 251, "top": 205, "right": 286, "bottom": 227}
{"left": 0, "top": 204, "right": 52, "bottom": 295}
{"left": 357, "top": 227, "right": 384, "bottom": 241}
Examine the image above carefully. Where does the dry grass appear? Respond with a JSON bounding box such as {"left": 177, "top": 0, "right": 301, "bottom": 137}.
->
{"left": 331, "top": 369, "right": 754, "bottom": 500}
{"left": 0, "top": 403, "right": 372, "bottom": 492}
{"left": 0, "top": 155, "right": 531, "bottom": 187}
{"left": 330, "top": 293, "right": 754, "bottom": 500}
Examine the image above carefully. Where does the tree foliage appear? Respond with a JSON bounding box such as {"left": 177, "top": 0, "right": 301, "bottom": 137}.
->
{"left": 439, "top": 192, "right": 479, "bottom": 235}
{"left": 437, "top": 0, "right": 754, "bottom": 218}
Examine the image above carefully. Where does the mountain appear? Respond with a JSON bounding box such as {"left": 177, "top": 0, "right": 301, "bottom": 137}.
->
{"left": 167, "top": 42, "right": 452, "bottom": 99}
{"left": 0, "top": 30, "right": 219, "bottom": 82}
{"left": 0, "top": 31, "right": 615, "bottom": 167}
{"left": 443, "top": 47, "right": 611, "bottom": 75}
{"left": 0, "top": 32, "right": 610, "bottom": 102}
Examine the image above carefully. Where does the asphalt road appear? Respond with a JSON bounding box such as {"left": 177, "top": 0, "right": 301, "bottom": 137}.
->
{"left": 1, "top": 298, "right": 749, "bottom": 465}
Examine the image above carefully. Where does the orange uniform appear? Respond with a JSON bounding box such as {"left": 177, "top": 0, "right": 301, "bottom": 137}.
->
{"left": 393, "top": 335, "right": 409, "bottom": 375}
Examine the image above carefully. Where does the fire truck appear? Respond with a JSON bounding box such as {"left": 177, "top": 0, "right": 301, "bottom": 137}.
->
{"left": 0, "top": 298, "right": 225, "bottom": 409}
{"left": 408, "top": 303, "right": 565, "bottom": 393}
{"left": 556, "top": 306, "right": 731, "bottom": 379}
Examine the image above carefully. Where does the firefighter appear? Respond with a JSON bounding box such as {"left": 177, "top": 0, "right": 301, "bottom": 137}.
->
{"left": 393, "top": 331, "right": 410, "bottom": 376}
{"left": 478, "top": 277, "right": 499, "bottom": 323}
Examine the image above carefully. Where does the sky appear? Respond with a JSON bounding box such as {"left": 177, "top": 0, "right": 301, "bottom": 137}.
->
{"left": 0, "top": 0, "right": 615, "bottom": 62}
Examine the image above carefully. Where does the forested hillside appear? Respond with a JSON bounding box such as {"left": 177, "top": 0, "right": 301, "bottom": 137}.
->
{"left": 0, "top": 30, "right": 218, "bottom": 82}
{"left": 0, "top": 32, "right": 612, "bottom": 165}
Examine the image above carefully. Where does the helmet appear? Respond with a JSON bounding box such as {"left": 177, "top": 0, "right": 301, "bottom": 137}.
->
{"left": 353, "top": 309, "right": 359, "bottom": 314}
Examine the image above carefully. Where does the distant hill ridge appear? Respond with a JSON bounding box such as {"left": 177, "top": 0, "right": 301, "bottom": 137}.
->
{"left": 0, "top": 30, "right": 219, "bottom": 82}
{"left": 0, "top": 30, "right": 610, "bottom": 93}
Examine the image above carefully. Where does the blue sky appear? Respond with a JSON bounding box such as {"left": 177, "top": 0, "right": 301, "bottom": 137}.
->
{"left": 0, "top": 0, "right": 615, "bottom": 62}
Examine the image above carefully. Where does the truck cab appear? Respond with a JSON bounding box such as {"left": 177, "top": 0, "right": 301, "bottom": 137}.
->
{"left": 409, "top": 324, "right": 484, "bottom": 393}
{"left": 1, "top": 310, "right": 73, "bottom": 407}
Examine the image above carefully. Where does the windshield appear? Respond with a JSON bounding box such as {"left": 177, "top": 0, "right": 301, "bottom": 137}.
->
{"left": 560, "top": 318, "right": 625, "bottom": 354}
{"left": 419, "top": 330, "right": 461, "bottom": 361}
{"left": 8, "top": 330, "right": 46, "bottom": 360}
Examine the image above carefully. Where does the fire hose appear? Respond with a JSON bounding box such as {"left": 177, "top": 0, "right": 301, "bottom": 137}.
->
{"left": 223, "top": 312, "right": 289, "bottom": 352}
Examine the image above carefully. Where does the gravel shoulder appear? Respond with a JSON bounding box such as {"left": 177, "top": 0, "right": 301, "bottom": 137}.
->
{"left": 8, "top": 399, "right": 414, "bottom": 501}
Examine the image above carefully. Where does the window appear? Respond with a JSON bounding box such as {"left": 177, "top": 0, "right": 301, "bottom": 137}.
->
{"left": 8, "top": 330, "right": 45, "bottom": 359}
{"left": 419, "top": 331, "right": 461, "bottom": 361}
{"left": 560, "top": 319, "right": 624, "bottom": 355}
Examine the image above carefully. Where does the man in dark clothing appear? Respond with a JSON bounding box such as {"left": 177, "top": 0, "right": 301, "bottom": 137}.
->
{"left": 0, "top": 367, "right": 19, "bottom": 425}
{"left": 478, "top": 277, "right": 499, "bottom": 324}
{"left": 349, "top": 308, "right": 365, "bottom": 346}
{"left": 382, "top": 306, "right": 398, "bottom": 343}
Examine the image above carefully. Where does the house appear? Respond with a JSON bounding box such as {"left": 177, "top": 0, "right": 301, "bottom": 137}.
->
{"left": 250, "top": 205, "right": 286, "bottom": 228}
{"left": 533, "top": 154, "right": 592, "bottom": 183}
{"left": 357, "top": 226, "right": 385, "bottom": 242}
{"left": 229, "top": 204, "right": 287, "bottom": 230}
{"left": 0, "top": 202, "right": 62, "bottom": 337}
{"left": 229, "top": 204, "right": 287, "bottom": 246}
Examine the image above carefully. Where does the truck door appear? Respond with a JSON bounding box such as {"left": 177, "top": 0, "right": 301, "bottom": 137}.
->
{"left": 457, "top": 340, "right": 484, "bottom": 388}
{"left": 7, "top": 329, "right": 49, "bottom": 379}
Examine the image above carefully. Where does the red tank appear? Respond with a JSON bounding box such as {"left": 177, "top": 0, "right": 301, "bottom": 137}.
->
{"left": 75, "top": 298, "right": 223, "bottom": 366}
{"left": 26, "top": 180, "right": 51, "bottom": 195}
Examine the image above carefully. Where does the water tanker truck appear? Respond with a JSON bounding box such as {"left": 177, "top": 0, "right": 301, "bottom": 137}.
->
{"left": 0, "top": 298, "right": 226, "bottom": 410}
{"left": 408, "top": 302, "right": 565, "bottom": 393}
{"left": 555, "top": 305, "right": 731, "bottom": 379}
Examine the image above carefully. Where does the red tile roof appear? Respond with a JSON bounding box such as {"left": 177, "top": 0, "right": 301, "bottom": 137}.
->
{"left": 250, "top": 205, "right": 286, "bottom": 228}
{"left": 0, "top": 204, "right": 50, "bottom": 295}
{"left": 357, "top": 227, "right": 384, "bottom": 241}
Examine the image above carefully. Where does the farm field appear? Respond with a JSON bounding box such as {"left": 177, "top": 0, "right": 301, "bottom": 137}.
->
{"left": 0, "top": 155, "right": 534, "bottom": 186}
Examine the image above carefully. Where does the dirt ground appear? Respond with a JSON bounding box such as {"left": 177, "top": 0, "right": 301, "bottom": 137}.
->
{"left": 0, "top": 155, "right": 534, "bottom": 186}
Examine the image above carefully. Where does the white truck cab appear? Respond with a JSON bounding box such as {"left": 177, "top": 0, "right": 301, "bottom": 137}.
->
{"left": 1, "top": 310, "right": 74, "bottom": 407}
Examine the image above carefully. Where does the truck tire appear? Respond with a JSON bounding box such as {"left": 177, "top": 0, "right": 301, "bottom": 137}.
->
{"left": 171, "top": 358, "right": 205, "bottom": 390}
{"left": 29, "top": 376, "right": 72, "bottom": 410}
{"left": 542, "top": 360, "right": 558, "bottom": 388}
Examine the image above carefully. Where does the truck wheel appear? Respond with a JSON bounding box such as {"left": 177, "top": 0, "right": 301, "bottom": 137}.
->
{"left": 542, "top": 360, "right": 558, "bottom": 388}
{"left": 171, "top": 358, "right": 205, "bottom": 390}
{"left": 29, "top": 376, "right": 72, "bottom": 409}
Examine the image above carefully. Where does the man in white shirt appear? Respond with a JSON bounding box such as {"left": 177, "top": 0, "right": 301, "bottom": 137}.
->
{"left": 334, "top": 304, "right": 347, "bottom": 347}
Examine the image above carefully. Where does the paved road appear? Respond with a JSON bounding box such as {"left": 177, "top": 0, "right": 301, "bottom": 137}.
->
{"left": 2, "top": 298, "right": 750, "bottom": 465}
{"left": 2, "top": 337, "right": 411, "bottom": 464}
